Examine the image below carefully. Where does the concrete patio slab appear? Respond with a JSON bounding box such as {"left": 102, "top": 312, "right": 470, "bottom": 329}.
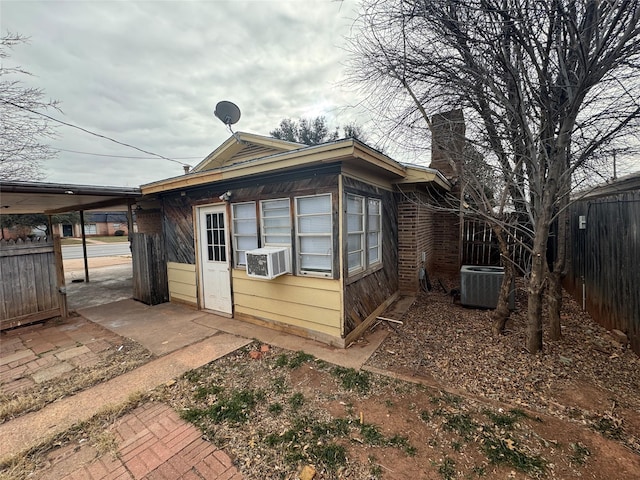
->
{"left": 65, "top": 262, "right": 133, "bottom": 311}
{"left": 194, "top": 314, "right": 389, "bottom": 370}
{"left": 78, "top": 299, "right": 221, "bottom": 356}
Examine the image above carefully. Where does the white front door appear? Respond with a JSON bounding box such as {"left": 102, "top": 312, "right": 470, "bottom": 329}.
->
{"left": 197, "top": 205, "right": 232, "bottom": 314}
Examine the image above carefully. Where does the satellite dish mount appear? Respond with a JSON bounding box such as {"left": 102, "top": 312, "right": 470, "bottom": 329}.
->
{"left": 214, "top": 101, "right": 242, "bottom": 142}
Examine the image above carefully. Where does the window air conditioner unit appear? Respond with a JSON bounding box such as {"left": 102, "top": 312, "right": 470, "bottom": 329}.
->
{"left": 246, "top": 247, "right": 291, "bottom": 280}
{"left": 460, "top": 265, "right": 515, "bottom": 309}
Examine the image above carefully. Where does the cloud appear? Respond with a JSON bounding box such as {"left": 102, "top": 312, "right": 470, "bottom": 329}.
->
{"left": 2, "top": 0, "right": 367, "bottom": 186}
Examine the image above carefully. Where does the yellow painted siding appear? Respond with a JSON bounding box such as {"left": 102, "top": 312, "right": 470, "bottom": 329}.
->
{"left": 232, "top": 270, "right": 342, "bottom": 338}
{"left": 167, "top": 262, "right": 197, "bottom": 306}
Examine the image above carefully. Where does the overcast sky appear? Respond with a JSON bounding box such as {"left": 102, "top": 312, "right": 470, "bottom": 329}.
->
{"left": 2, "top": 0, "right": 372, "bottom": 187}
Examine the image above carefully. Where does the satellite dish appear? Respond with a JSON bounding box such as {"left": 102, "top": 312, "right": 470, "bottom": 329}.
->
{"left": 214, "top": 101, "right": 241, "bottom": 126}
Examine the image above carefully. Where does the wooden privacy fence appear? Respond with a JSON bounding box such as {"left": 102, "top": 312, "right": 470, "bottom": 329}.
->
{"left": 461, "top": 218, "right": 531, "bottom": 272}
{"left": 564, "top": 190, "right": 640, "bottom": 355}
{"left": 0, "top": 236, "right": 66, "bottom": 330}
{"left": 131, "top": 232, "right": 169, "bottom": 305}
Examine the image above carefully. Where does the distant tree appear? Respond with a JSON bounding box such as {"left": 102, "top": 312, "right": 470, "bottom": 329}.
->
{"left": 0, "top": 33, "right": 59, "bottom": 180}
{"left": 271, "top": 116, "right": 366, "bottom": 145}
{"left": 342, "top": 122, "right": 367, "bottom": 143}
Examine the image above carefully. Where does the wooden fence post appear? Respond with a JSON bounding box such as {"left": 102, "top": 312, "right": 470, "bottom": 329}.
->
{"left": 53, "top": 235, "right": 68, "bottom": 319}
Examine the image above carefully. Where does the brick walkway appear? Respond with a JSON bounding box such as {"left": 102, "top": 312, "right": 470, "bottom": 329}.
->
{"left": 43, "top": 403, "right": 241, "bottom": 480}
{"left": 1, "top": 316, "right": 126, "bottom": 395}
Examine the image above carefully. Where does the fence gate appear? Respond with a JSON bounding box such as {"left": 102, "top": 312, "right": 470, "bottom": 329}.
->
{"left": 0, "top": 237, "right": 65, "bottom": 330}
{"left": 131, "top": 233, "right": 169, "bottom": 305}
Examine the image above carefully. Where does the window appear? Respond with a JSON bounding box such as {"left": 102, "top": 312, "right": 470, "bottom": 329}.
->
{"left": 205, "top": 212, "right": 226, "bottom": 262}
{"left": 346, "top": 194, "right": 365, "bottom": 272}
{"left": 261, "top": 198, "right": 291, "bottom": 246}
{"left": 367, "top": 198, "right": 382, "bottom": 265}
{"left": 295, "top": 194, "right": 333, "bottom": 276}
{"left": 346, "top": 193, "right": 382, "bottom": 275}
{"left": 232, "top": 202, "right": 258, "bottom": 265}
{"left": 84, "top": 224, "right": 97, "bottom": 235}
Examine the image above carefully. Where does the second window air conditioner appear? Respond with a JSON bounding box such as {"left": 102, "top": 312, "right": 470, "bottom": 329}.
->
{"left": 246, "top": 247, "right": 291, "bottom": 280}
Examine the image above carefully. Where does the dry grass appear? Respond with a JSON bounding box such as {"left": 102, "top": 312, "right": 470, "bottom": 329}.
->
{"left": 0, "top": 391, "right": 147, "bottom": 478}
{"left": 0, "top": 339, "right": 152, "bottom": 422}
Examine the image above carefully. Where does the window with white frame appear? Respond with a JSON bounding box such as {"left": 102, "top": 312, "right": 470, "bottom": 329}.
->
{"left": 367, "top": 198, "right": 382, "bottom": 266}
{"left": 231, "top": 202, "right": 258, "bottom": 265}
{"left": 346, "top": 194, "right": 365, "bottom": 272}
{"left": 346, "top": 193, "right": 383, "bottom": 275}
{"left": 261, "top": 198, "right": 291, "bottom": 246}
{"left": 295, "top": 194, "right": 333, "bottom": 276}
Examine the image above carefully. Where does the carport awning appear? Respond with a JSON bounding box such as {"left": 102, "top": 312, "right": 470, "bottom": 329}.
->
{"left": 0, "top": 181, "right": 141, "bottom": 214}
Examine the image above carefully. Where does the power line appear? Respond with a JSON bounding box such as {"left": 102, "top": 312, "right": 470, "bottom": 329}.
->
{"left": 56, "top": 148, "right": 202, "bottom": 160}
{"left": 1, "top": 100, "right": 193, "bottom": 167}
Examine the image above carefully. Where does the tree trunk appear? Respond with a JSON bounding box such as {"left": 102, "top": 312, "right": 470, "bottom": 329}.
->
{"left": 492, "top": 226, "right": 514, "bottom": 335}
{"left": 527, "top": 253, "right": 545, "bottom": 353}
{"left": 527, "top": 212, "right": 551, "bottom": 353}
{"left": 547, "top": 192, "right": 569, "bottom": 341}
{"left": 547, "top": 270, "right": 562, "bottom": 340}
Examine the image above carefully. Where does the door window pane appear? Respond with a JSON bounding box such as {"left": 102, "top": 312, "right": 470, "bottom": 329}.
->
{"left": 205, "top": 212, "right": 226, "bottom": 262}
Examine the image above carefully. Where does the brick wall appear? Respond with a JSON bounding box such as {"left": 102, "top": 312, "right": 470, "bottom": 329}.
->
{"left": 428, "top": 208, "right": 461, "bottom": 278}
{"left": 396, "top": 110, "right": 466, "bottom": 292}
{"left": 397, "top": 191, "right": 439, "bottom": 293}
{"left": 398, "top": 197, "right": 418, "bottom": 293}
{"left": 397, "top": 190, "right": 460, "bottom": 293}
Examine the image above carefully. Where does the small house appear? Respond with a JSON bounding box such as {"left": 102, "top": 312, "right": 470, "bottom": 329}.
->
{"left": 140, "top": 114, "right": 464, "bottom": 347}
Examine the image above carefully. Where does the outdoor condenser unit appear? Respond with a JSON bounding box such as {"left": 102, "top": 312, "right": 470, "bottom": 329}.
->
{"left": 246, "top": 247, "right": 291, "bottom": 280}
{"left": 460, "top": 265, "right": 515, "bottom": 309}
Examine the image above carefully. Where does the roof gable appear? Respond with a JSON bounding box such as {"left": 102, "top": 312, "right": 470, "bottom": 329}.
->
{"left": 192, "top": 132, "right": 304, "bottom": 172}
{"left": 142, "top": 137, "right": 454, "bottom": 195}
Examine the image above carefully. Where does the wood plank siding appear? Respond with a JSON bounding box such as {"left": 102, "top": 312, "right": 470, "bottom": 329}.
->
{"left": 164, "top": 197, "right": 196, "bottom": 264}
{"left": 342, "top": 176, "right": 399, "bottom": 336}
{"left": 167, "top": 262, "right": 198, "bottom": 306}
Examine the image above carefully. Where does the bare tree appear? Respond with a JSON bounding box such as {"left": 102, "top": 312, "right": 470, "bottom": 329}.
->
{"left": 348, "top": 0, "right": 640, "bottom": 352}
{"left": 0, "top": 33, "right": 59, "bottom": 180}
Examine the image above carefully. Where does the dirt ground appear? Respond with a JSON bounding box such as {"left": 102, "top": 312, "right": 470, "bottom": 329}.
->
{"left": 157, "top": 282, "right": 639, "bottom": 479}
{"left": 160, "top": 341, "right": 639, "bottom": 479}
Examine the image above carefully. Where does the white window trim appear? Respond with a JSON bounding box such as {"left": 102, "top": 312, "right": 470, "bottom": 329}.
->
{"left": 260, "top": 198, "right": 292, "bottom": 247}
{"left": 295, "top": 193, "right": 333, "bottom": 278}
{"left": 367, "top": 198, "right": 382, "bottom": 268}
{"left": 346, "top": 193, "right": 383, "bottom": 278}
{"left": 346, "top": 194, "right": 365, "bottom": 274}
{"left": 231, "top": 201, "right": 258, "bottom": 266}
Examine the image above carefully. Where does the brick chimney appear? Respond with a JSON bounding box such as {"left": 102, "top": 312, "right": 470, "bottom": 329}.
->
{"left": 429, "top": 109, "right": 465, "bottom": 180}
{"left": 428, "top": 109, "right": 464, "bottom": 278}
